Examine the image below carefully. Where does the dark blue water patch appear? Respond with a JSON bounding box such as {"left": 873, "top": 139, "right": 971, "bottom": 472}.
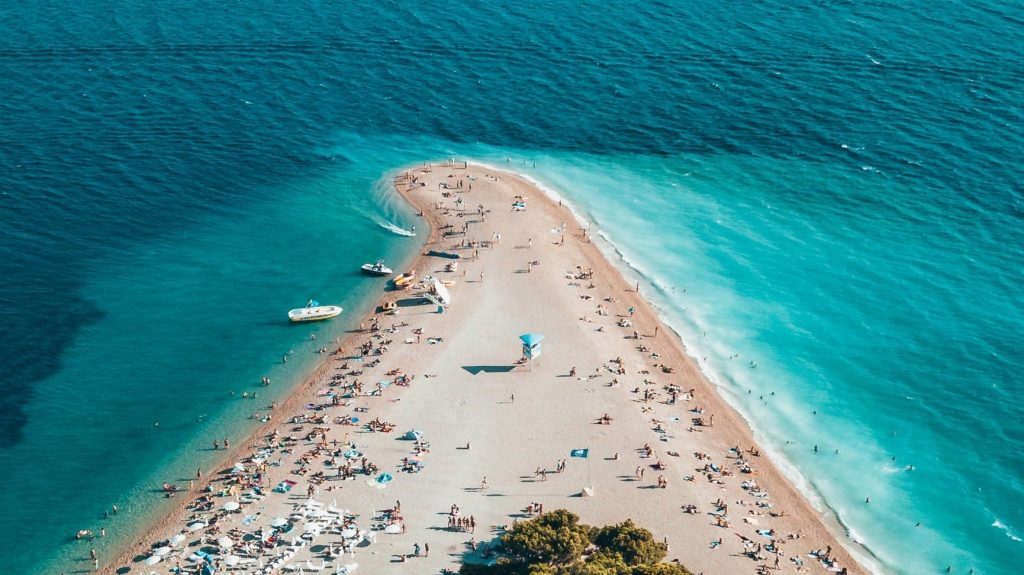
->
{"left": 0, "top": 259, "right": 104, "bottom": 447}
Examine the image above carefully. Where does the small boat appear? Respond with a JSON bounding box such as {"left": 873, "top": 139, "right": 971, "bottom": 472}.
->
{"left": 426, "top": 250, "right": 460, "bottom": 259}
{"left": 361, "top": 260, "right": 393, "bottom": 276}
{"left": 393, "top": 270, "right": 416, "bottom": 288}
{"left": 288, "top": 300, "right": 343, "bottom": 323}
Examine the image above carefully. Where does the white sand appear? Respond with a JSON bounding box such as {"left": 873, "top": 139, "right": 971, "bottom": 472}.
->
{"left": 104, "top": 161, "right": 866, "bottom": 575}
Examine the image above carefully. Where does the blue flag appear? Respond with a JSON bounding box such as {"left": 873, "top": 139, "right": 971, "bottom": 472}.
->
{"left": 570, "top": 448, "right": 589, "bottom": 458}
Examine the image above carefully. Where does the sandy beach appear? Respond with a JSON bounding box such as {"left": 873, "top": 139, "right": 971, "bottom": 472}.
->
{"left": 100, "top": 161, "right": 868, "bottom": 575}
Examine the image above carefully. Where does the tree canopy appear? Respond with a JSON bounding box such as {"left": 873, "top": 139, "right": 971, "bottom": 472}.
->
{"left": 459, "top": 511, "right": 691, "bottom": 575}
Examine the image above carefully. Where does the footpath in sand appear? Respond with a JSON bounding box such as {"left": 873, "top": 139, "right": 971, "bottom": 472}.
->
{"left": 105, "top": 161, "right": 866, "bottom": 575}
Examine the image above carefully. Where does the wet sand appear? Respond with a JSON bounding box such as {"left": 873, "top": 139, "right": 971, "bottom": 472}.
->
{"left": 101, "top": 160, "right": 869, "bottom": 575}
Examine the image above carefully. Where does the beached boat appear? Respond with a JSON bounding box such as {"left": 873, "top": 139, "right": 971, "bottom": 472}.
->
{"left": 426, "top": 250, "right": 460, "bottom": 259}
{"left": 393, "top": 270, "right": 416, "bottom": 288}
{"left": 361, "top": 260, "right": 393, "bottom": 276}
{"left": 288, "top": 300, "right": 343, "bottom": 322}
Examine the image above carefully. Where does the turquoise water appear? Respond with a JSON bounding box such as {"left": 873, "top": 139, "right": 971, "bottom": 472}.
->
{"left": 1, "top": 1, "right": 1022, "bottom": 573}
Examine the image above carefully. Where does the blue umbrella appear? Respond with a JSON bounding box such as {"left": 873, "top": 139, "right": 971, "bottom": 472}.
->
{"left": 519, "top": 333, "right": 545, "bottom": 347}
{"left": 376, "top": 472, "right": 393, "bottom": 484}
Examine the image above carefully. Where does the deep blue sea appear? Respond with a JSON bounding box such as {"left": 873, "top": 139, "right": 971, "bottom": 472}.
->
{"left": 1, "top": 1, "right": 1021, "bottom": 573}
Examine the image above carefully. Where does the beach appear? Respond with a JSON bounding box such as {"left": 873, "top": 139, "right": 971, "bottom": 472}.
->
{"left": 100, "top": 161, "right": 868, "bottom": 575}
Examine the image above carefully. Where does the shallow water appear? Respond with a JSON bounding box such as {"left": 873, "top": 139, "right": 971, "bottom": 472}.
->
{"left": 0, "top": 1, "right": 1021, "bottom": 573}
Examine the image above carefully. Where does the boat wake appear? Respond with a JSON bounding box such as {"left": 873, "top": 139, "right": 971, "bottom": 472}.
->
{"left": 378, "top": 220, "right": 416, "bottom": 237}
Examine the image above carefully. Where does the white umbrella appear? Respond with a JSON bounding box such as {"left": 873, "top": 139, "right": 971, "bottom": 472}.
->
{"left": 271, "top": 517, "right": 289, "bottom": 528}
{"left": 383, "top": 524, "right": 402, "bottom": 534}
{"left": 223, "top": 501, "right": 240, "bottom": 512}
{"left": 186, "top": 521, "right": 206, "bottom": 532}
{"left": 169, "top": 533, "right": 186, "bottom": 545}
{"left": 144, "top": 555, "right": 162, "bottom": 565}
{"left": 224, "top": 554, "right": 241, "bottom": 566}
{"left": 154, "top": 546, "right": 172, "bottom": 556}
{"left": 217, "top": 536, "right": 234, "bottom": 548}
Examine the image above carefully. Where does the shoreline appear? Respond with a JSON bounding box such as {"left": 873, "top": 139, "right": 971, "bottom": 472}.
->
{"left": 101, "top": 159, "right": 872, "bottom": 575}
{"left": 465, "top": 161, "right": 883, "bottom": 571}
{"left": 94, "top": 167, "right": 442, "bottom": 574}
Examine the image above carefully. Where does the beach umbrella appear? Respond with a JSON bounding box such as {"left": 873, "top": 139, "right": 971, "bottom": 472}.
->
{"left": 224, "top": 555, "right": 241, "bottom": 567}
{"left": 218, "top": 536, "right": 235, "bottom": 549}
{"left": 169, "top": 533, "right": 186, "bottom": 545}
{"left": 223, "top": 501, "right": 240, "bottom": 512}
{"left": 403, "top": 430, "right": 422, "bottom": 440}
{"left": 271, "top": 517, "right": 289, "bottom": 528}
{"left": 154, "top": 546, "right": 172, "bottom": 556}
{"left": 186, "top": 521, "right": 207, "bottom": 532}
{"left": 342, "top": 450, "right": 361, "bottom": 459}
{"left": 144, "top": 555, "right": 162, "bottom": 565}
{"left": 375, "top": 472, "right": 393, "bottom": 484}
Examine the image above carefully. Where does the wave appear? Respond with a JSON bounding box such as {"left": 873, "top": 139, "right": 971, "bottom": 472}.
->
{"left": 377, "top": 220, "right": 416, "bottom": 237}
{"left": 993, "top": 519, "right": 1023, "bottom": 542}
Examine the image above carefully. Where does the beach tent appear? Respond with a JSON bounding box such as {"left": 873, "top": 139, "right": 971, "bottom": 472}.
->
{"left": 432, "top": 278, "right": 452, "bottom": 305}
{"left": 403, "top": 430, "right": 422, "bottom": 440}
{"left": 519, "top": 333, "right": 544, "bottom": 361}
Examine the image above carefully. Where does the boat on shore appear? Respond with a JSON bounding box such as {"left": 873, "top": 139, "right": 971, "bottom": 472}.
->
{"left": 393, "top": 270, "right": 416, "bottom": 288}
{"left": 361, "top": 260, "right": 393, "bottom": 276}
{"left": 288, "top": 300, "right": 343, "bottom": 322}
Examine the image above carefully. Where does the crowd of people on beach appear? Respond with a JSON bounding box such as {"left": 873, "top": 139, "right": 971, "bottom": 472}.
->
{"left": 86, "top": 162, "right": 856, "bottom": 575}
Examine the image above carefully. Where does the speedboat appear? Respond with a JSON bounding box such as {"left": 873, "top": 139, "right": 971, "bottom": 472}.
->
{"left": 361, "top": 260, "right": 393, "bottom": 276}
{"left": 288, "top": 300, "right": 343, "bottom": 322}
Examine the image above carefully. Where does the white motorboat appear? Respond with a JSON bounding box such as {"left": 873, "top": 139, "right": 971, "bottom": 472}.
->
{"left": 361, "top": 260, "right": 393, "bottom": 276}
{"left": 288, "top": 300, "right": 343, "bottom": 322}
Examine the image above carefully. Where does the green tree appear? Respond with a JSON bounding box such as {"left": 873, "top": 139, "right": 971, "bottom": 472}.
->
{"left": 463, "top": 511, "right": 691, "bottom": 575}
{"left": 631, "top": 563, "right": 692, "bottom": 575}
{"left": 502, "top": 510, "right": 592, "bottom": 565}
{"left": 591, "top": 520, "right": 667, "bottom": 566}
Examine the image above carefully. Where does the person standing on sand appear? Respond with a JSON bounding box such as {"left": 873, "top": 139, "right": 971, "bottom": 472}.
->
{"left": 479, "top": 271, "right": 485, "bottom": 283}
